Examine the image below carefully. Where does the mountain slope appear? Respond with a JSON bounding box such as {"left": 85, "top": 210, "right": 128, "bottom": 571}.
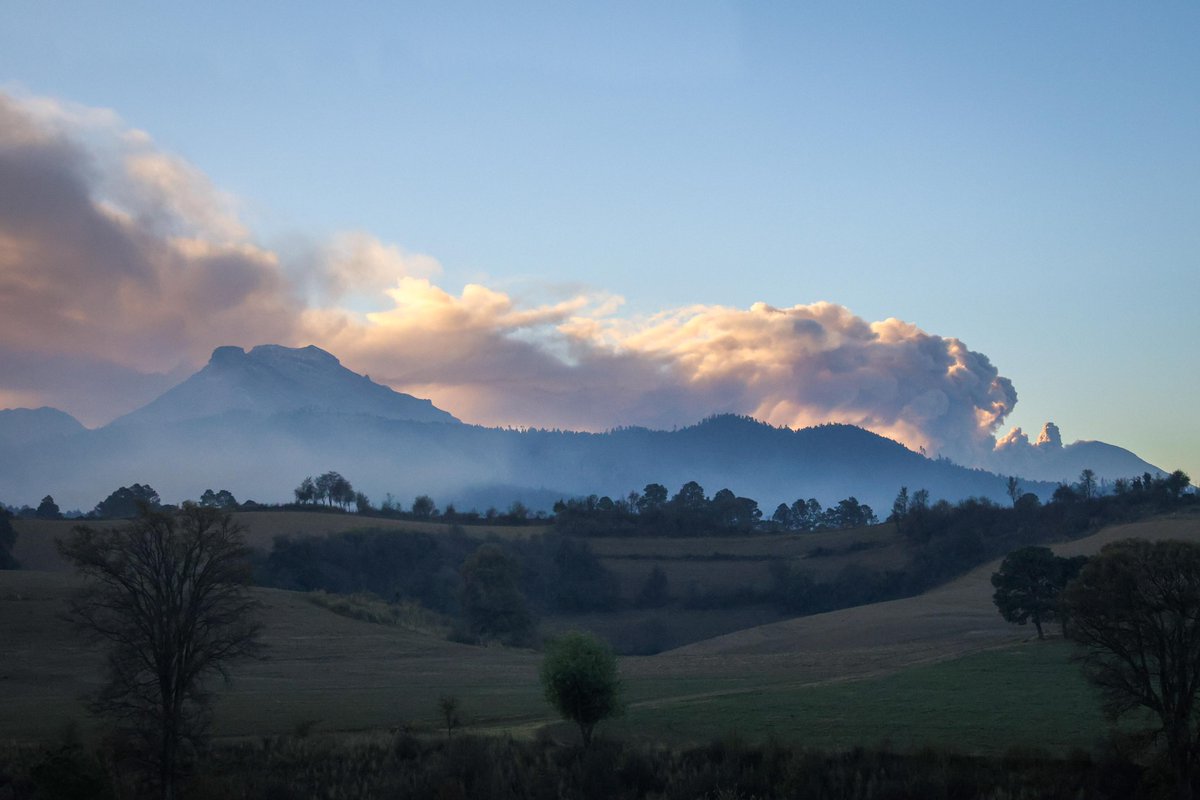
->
{"left": 111, "top": 344, "right": 459, "bottom": 427}
{"left": 0, "top": 406, "right": 86, "bottom": 448}
{"left": 0, "top": 345, "right": 1164, "bottom": 511}
{"left": 990, "top": 422, "right": 1162, "bottom": 483}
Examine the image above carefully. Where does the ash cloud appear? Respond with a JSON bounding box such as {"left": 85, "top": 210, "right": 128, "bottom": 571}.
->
{"left": 0, "top": 92, "right": 301, "bottom": 422}
{"left": 0, "top": 90, "right": 1021, "bottom": 464}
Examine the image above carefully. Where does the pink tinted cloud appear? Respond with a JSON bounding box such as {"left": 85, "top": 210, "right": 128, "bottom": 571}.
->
{"left": 0, "top": 90, "right": 1018, "bottom": 464}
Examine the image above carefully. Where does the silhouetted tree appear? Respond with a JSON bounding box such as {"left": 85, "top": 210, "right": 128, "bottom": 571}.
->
{"left": 58, "top": 504, "right": 261, "bottom": 799}
{"left": 791, "top": 498, "right": 823, "bottom": 531}
{"left": 1063, "top": 539, "right": 1200, "bottom": 800}
{"left": 540, "top": 631, "right": 622, "bottom": 747}
{"left": 636, "top": 565, "right": 670, "bottom": 608}
{"left": 1167, "top": 470, "right": 1193, "bottom": 500}
{"left": 1006, "top": 476, "right": 1021, "bottom": 507}
{"left": 438, "top": 694, "right": 462, "bottom": 738}
{"left": 890, "top": 486, "right": 909, "bottom": 526}
{"left": 198, "top": 489, "right": 237, "bottom": 510}
{"left": 459, "top": 544, "right": 532, "bottom": 645}
{"left": 36, "top": 494, "right": 62, "bottom": 519}
{"left": 636, "top": 484, "right": 668, "bottom": 515}
{"left": 991, "top": 546, "right": 1066, "bottom": 639}
{"left": 1079, "top": 469, "right": 1098, "bottom": 500}
{"left": 412, "top": 495, "right": 436, "bottom": 519}
{"left": 294, "top": 476, "right": 317, "bottom": 505}
{"left": 0, "top": 507, "right": 18, "bottom": 569}
{"left": 671, "top": 481, "right": 707, "bottom": 513}
{"left": 93, "top": 484, "right": 161, "bottom": 519}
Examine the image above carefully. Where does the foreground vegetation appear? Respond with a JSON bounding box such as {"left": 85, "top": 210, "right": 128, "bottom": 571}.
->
{"left": 3, "top": 471, "right": 1197, "bottom": 797}
{"left": 0, "top": 730, "right": 1147, "bottom": 800}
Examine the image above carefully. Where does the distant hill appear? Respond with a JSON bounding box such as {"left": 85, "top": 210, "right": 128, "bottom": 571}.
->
{"left": 0, "top": 406, "right": 85, "bottom": 448}
{"left": 0, "top": 407, "right": 1050, "bottom": 514}
{"left": 110, "top": 344, "right": 459, "bottom": 428}
{"left": 989, "top": 421, "right": 1162, "bottom": 484}
{"left": 0, "top": 344, "right": 1164, "bottom": 512}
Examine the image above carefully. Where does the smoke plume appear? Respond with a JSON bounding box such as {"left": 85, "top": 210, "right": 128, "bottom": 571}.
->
{"left": 0, "top": 90, "right": 1019, "bottom": 463}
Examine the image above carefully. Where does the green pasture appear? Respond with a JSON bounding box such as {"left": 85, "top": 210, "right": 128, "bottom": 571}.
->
{"left": 615, "top": 641, "right": 1117, "bottom": 755}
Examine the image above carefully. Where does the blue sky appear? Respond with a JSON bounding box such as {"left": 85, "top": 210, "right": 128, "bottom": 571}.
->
{"left": 1, "top": 2, "right": 1197, "bottom": 477}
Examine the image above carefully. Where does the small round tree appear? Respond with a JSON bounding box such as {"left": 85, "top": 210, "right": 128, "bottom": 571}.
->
{"left": 991, "top": 545, "right": 1062, "bottom": 639}
{"left": 539, "top": 631, "right": 621, "bottom": 747}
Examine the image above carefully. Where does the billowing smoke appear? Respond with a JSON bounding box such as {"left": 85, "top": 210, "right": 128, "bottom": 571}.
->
{"left": 0, "top": 90, "right": 1019, "bottom": 463}
{"left": 0, "top": 92, "right": 300, "bottom": 422}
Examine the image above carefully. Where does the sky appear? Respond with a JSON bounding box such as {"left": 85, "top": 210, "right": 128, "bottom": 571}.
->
{"left": 0, "top": 2, "right": 1197, "bottom": 478}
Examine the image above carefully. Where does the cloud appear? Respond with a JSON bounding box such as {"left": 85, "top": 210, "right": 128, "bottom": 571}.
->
{"left": 0, "top": 92, "right": 301, "bottom": 421}
{"left": 0, "top": 89, "right": 1020, "bottom": 464}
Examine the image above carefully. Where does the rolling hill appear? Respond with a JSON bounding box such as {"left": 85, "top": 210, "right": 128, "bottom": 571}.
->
{"left": 3, "top": 507, "right": 1197, "bottom": 748}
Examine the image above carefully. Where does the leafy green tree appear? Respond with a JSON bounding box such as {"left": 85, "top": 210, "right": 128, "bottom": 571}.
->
{"left": 991, "top": 546, "right": 1065, "bottom": 639}
{"left": 459, "top": 544, "right": 532, "bottom": 645}
{"left": 36, "top": 495, "right": 62, "bottom": 519}
{"left": 58, "top": 504, "right": 261, "bottom": 799}
{"left": 1062, "top": 540, "right": 1200, "bottom": 800}
{"left": 540, "top": 630, "right": 622, "bottom": 747}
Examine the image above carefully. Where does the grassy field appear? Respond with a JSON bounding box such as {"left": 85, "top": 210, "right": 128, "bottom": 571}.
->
{"left": 3, "top": 507, "right": 1198, "bottom": 754}
{"left": 10, "top": 511, "right": 552, "bottom": 571}
{"left": 617, "top": 641, "right": 1114, "bottom": 754}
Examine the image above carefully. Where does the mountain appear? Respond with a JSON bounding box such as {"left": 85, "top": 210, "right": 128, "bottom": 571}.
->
{"left": 990, "top": 422, "right": 1163, "bottom": 484}
{"left": 0, "top": 345, "right": 1166, "bottom": 512}
{"left": 111, "top": 345, "right": 459, "bottom": 427}
{"left": 0, "top": 406, "right": 86, "bottom": 448}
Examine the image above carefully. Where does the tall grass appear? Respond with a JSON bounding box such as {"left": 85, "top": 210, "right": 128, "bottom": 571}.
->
{"left": 0, "top": 731, "right": 1145, "bottom": 800}
{"left": 305, "top": 591, "right": 451, "bottom": 636}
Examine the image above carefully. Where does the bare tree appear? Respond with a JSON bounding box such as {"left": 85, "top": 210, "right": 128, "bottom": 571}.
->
{"left": 58, "top": 503, "right": 262, "bottom": 799}
{"left": 1063, "top": 539, "right": 1200, "bottom": 800}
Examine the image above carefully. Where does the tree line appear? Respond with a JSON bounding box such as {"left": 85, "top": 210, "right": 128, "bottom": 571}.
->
{"left": 553, "top": 480, "right": 878, "bottom": 537}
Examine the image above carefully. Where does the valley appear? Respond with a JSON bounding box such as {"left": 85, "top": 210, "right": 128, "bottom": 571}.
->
{"left": 4, "top": 506, "right": 1198, "bottom": 752}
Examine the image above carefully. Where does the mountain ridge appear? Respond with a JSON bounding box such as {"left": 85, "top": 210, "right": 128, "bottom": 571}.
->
{"left": 0, "top": 344, "right": 1169, "bottom": 511}
{"left": 108, "top": 344, "right": 459, "bottom": 428}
